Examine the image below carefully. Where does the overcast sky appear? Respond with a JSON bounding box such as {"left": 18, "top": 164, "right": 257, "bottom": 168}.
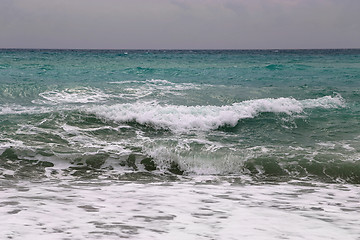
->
{"left": 1, "top": 0, "right": 359, "bottom": 49}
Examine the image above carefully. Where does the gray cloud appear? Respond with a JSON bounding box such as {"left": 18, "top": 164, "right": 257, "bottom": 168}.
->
{"left": 0, "top": 0, "right": 359, "bottom": 49}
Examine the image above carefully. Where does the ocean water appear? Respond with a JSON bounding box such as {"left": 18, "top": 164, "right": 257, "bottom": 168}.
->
{"left": 0, "top": 49, "right": 360, "bottom": 239}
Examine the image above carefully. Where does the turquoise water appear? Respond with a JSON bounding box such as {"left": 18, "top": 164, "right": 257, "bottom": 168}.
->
{"left": 1, "top": 49, "right": 360, "bottom": 239}
{"left": 1, "top": 49, "right": 360, "bottom": 182}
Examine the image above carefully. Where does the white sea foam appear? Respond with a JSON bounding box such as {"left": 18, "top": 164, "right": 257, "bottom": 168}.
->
{"left": 0, "top": 104, "right": 53, "bottom": 115}
{"left": 109, "top": 79, "right": 202, "bottom": 99}
{"left": 59, "top": 124, "right": 133, "bottom": 156}
{"left": 38, "top": 87, "right": 109, "bottom": 104}
{"left": 0, "top": 180, "right": 358, "bottom": 239}
{"left": 88, "top": 95, "right": 345, "bottom": 132}
{"left": 301, "top": 94, "right": 345, "bottom": 109}
{"left": 0, "top": 139, "right": 37, "bottom": 157}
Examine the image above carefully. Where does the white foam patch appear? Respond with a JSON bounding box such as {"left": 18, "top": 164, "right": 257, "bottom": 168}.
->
{"left": 109, "top": 79, "right": 202, "bottom": 99}
{"left": 0, "top": 180, "right": 358, "bottom": 239}
{"left": 0, "top": 139, "right": 28, "bottom": 152}
{"left": 59, "top": 124, "right": 132, "bottom": 156}
{"left": 0, "top": 104, "right": 53, "bottom": 115}
{"left": 38, "top": 87, "right": 109, "bottom": 104}
{"left": 87, "top": 95, "right": 345, "bottom": 132}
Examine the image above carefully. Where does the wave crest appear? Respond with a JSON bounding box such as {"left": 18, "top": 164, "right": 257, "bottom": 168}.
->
{"left": 88, "top": 95, "right": 345, "bottom": 132}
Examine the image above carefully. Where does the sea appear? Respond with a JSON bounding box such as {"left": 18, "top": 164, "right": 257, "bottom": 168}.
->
{"left": 0, "top": 49, "right": 359, "bottom": 239}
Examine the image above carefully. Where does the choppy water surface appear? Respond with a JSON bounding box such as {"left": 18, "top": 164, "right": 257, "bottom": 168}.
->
{"left": 1, "top": 49, "right": 360, "bottom": 239}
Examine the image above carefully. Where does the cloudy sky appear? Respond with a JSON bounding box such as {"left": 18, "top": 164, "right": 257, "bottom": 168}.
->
{"left": 1, "top": 0, "right": 359, "bottom": 49}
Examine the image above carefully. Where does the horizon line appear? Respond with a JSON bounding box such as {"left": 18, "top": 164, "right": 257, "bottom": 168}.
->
{"left": 1, "top": 47, "right": 360, "bottom": 51}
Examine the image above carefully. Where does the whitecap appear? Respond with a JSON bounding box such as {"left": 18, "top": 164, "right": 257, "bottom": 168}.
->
{"left": 87, "top": 95, "right": 345, "bottom": 133}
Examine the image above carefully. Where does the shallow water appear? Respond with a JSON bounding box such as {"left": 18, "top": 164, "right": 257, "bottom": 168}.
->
{"left": 1, "top": 178, "right": 360, "bottom": 240}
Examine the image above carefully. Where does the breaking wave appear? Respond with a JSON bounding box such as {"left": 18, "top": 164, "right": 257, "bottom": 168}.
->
{"left": 88, "top": 95, "right": 345, "bottom": 132}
